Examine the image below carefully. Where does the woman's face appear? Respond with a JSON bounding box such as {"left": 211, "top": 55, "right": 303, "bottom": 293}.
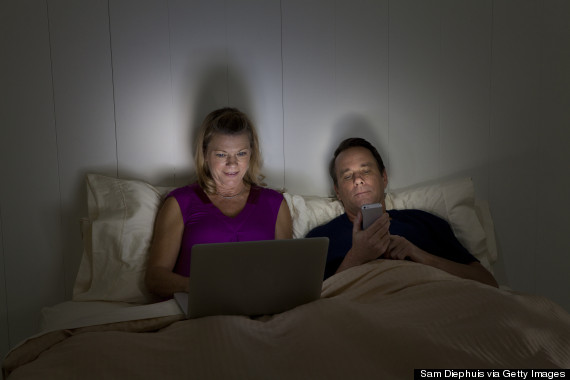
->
{"left": 205, "top": 132, "right": 251, "bottom": 191}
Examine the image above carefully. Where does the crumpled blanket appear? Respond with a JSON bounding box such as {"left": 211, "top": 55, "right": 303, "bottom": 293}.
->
{"left": 4, "top": 260, "right": 570, "bottom": 379}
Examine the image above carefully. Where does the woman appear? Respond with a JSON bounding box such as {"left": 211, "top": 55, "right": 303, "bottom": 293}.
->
{"left": 145, "top": 107, "right": 292, "bottom": 297}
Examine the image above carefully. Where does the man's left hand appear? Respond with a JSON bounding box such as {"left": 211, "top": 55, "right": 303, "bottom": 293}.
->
{"left": 382, "top": 235, "right": 426, "bottom": 262}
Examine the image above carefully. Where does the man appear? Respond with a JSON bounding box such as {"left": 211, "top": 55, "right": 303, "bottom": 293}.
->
{"left": 306, "top": 137, "right": 498, "bottom": 287}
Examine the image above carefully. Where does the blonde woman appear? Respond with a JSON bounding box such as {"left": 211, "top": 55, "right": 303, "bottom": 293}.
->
{"left": 146, "top": 108, "right": 292, "bottom": 298}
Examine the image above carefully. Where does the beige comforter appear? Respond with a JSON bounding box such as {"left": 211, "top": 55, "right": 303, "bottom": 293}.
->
{"left": 4, "top": 260, "right": 570, "bottom": 379}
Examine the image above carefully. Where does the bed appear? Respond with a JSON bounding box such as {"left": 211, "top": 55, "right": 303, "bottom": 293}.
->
{"left": 3, "top": 174, "right": 570, "bottom": 379}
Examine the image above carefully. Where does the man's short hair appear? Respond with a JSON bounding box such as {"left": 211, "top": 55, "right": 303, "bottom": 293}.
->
{"left": 329, "top": 137, "right": 385, "bottom": 186}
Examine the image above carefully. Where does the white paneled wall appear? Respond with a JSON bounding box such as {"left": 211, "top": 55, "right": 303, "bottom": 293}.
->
{"left": 48, "top": 0, "right": 119, "bottom": 304}
{"left": 111, "top": 0, "right": 175, "bottom": 185}
{"left": 168, "top": 0, "right": 230, "bottom": 185}
{"left": 1, "top": 0, "right": 569, "bottom": 361}
{"left": 1, "top": 0, "right": 66, "bottom": 356}
{"left": 534, "top": 0, "right": 570, "bottom": 307}
{"left": 438, "top": 0, "right": 493, "bottom": 197}
{"left": 0, "top": 213, "right": 7, "bottom": 361}
{"left": 389, "top": 0, "right": 442, "bottom": 187}
{"left": 225, "top": 0, "right": 284, "bottom": 188}
{"left": 489, "top": 0, "right": 542, "bottom": 294}
{"left": 282, "top": 0, "right": 337, "bottom": 196}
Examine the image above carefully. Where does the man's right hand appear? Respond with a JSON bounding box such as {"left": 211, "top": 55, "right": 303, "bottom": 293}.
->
{"left": 336, "top": 211, "right": 390, "bottom": 273}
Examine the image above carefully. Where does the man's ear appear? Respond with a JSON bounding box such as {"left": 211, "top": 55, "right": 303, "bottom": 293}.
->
{"left": 334, "top": 184, "right": 341, "bottom": 200}
{"left": 382, "top": 169, "right": 388, "bottom": 188}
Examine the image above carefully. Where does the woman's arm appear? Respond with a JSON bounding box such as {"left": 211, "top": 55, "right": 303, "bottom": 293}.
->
{"left": 275, "top": 199, "right": 293, "bottom": 239}
{"left": 145, "top": 197, "right": 188, "bottom": 298}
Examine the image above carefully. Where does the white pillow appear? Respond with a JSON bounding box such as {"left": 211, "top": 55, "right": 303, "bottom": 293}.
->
{"left": 283, "top": 193, "right": 344, "bottom": 239}
{"left": 73, "top": 174, "right": 172, "bottom": 303}
{"left": 384, "top": 177, "right": 493, "bottom": 270}
{"left": 73, "top": 174, "right": 496, "bottom": 303}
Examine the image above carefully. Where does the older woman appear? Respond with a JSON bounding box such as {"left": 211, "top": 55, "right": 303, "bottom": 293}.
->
{"left": 145, "top": 107, "right": 292, "bottom": 297}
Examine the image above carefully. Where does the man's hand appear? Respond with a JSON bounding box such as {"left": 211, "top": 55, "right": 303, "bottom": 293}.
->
{"left": 383, "top": 235, "right": 425, "bottom": 262}
{"left": 335, "top": 211, "right": 390, "bottom": 273}
{"left": 384, "top": 235, "right": 499, "bottom": 288}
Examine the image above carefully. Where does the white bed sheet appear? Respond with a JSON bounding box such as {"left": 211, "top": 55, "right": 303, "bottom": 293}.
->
{"left": 40, "top": 300, "right": 182, "bottom": 333}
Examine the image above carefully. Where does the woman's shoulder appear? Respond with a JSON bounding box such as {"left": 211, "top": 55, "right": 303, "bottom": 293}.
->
{"left": 252, "top": 185, "right": 284, "bottom": 202}
{"left": 167, "top": 183, "right": 209, "bottom": 203}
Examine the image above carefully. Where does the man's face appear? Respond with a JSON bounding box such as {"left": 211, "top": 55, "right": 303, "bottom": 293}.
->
{"left": 334, "top": 146, "right": 388, "bottom": 221}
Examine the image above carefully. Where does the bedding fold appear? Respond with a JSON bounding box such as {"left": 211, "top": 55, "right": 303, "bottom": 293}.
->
{"left": 4, "top": 260, "right": 570, "bottom": 379}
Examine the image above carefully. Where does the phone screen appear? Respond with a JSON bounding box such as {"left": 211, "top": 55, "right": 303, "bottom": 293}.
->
{"left": 361, "top": 203, "right": 383, "bottom": 229}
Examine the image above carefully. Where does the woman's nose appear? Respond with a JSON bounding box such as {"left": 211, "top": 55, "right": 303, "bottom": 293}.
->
{"left": 226, "top": 154, "right": 238, "bottom": 165}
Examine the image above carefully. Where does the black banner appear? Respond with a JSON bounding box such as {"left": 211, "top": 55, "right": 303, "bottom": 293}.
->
{"left": 415, "top": 369, "right": 569, "bottom": 380}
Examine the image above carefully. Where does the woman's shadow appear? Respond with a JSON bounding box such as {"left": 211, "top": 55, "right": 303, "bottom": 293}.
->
{"left": 174, "top": 61, "right": 254, "bottom": 186}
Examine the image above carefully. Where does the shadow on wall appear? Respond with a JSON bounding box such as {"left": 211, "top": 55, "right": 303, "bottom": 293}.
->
{"left": 322, "top": 113, "right": 387, "bottom": 194}
{"left": 175, "top": 61, "right": 254, "bottom": 186}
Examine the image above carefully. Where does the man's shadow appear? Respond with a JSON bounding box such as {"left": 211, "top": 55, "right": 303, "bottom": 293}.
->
{"left": 324, "top": 113, "right": 388, "bottom": 194}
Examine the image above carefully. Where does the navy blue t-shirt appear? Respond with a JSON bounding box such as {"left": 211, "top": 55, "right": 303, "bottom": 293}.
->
{"left": 306, "top": 209, "right": 478, "bottom": 280}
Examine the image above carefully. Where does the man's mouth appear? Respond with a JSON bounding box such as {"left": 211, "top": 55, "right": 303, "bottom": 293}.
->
{"left": 354, "top": 190, "right": 370, "bottom": 198}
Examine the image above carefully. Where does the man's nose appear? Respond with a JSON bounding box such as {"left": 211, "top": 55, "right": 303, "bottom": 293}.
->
{"left": 353, "top": 173, "right": 365, "bottom": 185}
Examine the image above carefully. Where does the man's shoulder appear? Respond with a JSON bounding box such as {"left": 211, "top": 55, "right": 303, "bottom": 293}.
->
{"left": 389, "top": 208, "right": 446, "bottom": 222}
{"left": 306, "top": 213, "right": 349, "bottom": 237}
{"left": 388, "top": 208, "right": 452, "bottom": 232}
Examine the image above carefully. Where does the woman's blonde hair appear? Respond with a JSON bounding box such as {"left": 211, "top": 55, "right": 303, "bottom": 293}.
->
{"left": 194, "top": 107, "right": 264, "bottom": 194}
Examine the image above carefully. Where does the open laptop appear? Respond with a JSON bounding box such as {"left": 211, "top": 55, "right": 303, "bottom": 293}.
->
{"left": 173, "top": 237, "right": 329, "bottom": 319}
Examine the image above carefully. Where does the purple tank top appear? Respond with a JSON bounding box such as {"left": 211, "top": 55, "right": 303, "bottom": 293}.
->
{"left": 168, "top": 183, "right": 284, "bottom": 276}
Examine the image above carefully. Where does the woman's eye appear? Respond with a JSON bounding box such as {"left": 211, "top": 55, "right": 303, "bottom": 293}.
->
{"left": 237, "top": 151, "right": 248, "bottom": 157}
{"left": 215, "top": 153, "right": 226, "bottom": 158}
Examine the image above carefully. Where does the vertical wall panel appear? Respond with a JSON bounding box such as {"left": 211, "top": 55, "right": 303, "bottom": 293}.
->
{"left": 0, "top": 210, "right": 8, "bottom": 363}
{"left": 335, "top": 0, "right": 389, "bottom": 181}
{"left": 489, "top": 0, "right": 541, "bottom": 294}
{"left": 388, "top": 0, "right": 441, "bottom": 189}
{"left": 226, "top": 0, "right": 284, "bottom": 189}
{"left": 171, "top": 0, "right": 285, "bottom": 189}
{"left": 168, "top": 0, "right": 228, "bottom": 186}
{"left": 48, "top": 0, "right": 118, "bottom": 298}
{"left": 535, "top": 0, "right": 570, "bottom": 311}
{"left": 110, "top": 0, "right": 175, "bottom": 186}
{"left": 439, "top": 0, "right": 492, "bottom": 198}
{"left": 0, "top": 1, "right": 65, "bottom": 346}
{"left": 282, "top": 0, "right": 336, "bottom": 196}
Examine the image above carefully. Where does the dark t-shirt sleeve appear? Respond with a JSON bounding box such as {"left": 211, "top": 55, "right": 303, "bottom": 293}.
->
{"left": 388, "top": 209, "right": 478, "bottom": 265}
{"left": 306, "top": 214, "right": 353, "bottom": 280}
{"left": 307, "top": 210, "right": 478, "bottom": 280}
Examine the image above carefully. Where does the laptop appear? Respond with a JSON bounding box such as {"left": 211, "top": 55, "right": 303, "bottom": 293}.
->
{"left": 173, "top": 237, "right": 329, "bottom": 319}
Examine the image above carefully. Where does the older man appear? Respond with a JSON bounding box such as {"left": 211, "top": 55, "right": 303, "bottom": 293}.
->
{"left": 306, "top": 137, "right": 497, "bottom": 287}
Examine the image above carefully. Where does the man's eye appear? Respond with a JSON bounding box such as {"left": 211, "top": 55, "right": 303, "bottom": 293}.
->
{"left": 343, "top": 174, "right": 353, "bottom": 181}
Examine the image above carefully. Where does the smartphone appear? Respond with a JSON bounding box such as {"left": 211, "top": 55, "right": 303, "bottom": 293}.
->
{"left": 361, "top": 203, "right": 383, "bottom": 230}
